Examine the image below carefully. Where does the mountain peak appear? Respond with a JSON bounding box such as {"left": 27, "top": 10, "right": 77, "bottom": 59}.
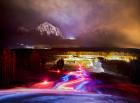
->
{"left": 36, "top": 22, "right": 63, "bottom": 37}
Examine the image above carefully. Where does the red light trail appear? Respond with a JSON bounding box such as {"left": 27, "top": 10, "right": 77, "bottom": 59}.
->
{"left": 31, "top": 65, "right": 90, "bottom": 91}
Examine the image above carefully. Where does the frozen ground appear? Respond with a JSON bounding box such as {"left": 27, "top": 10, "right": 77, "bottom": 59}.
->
{"left": 0, "top": 88, "right": 139, "bottom": 103}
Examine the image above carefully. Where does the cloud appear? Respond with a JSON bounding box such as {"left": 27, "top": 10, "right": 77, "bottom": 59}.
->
{"left": 2, "top": 0, "right": 140, "bottom": 48}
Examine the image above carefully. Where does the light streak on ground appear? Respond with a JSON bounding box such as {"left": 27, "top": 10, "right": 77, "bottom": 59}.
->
{"left": 31, "top": 65, "right": 90, "bottom": 91}
{"left": 31, "top": 80, "right": 54, "bottom": 89}
{"left": 1, "top": 64, "right": 139, "bottom": 102}
{"left": 56, "top": 78, "right": 89, "bottom": 90}
{"left": 54, "top": 65, "right": 91, "bottom": 91}
{"left": 0, "top": 70, "right": 140, "bottom": 102}
{"left": 28, "top": 65, "right": 140, "bottom": 99}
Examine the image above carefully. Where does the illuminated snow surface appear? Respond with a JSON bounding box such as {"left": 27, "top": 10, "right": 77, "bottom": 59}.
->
{"left": 0, "top": 69, "right": 140, "bottom": 103}
{"left": 0, "top": 88, "right": 139, "bottom": 103}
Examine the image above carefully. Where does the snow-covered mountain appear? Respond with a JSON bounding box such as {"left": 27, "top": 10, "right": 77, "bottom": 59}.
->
{"left": 36, "top": 22, "right": 63, "bottom": 37}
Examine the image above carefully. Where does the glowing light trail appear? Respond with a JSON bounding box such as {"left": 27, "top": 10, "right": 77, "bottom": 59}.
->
{"left": 55, "top": 65, "right": 90, "bottom": 91}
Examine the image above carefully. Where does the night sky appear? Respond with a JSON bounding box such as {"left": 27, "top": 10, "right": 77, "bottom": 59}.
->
{"left": 1, "top": 0, "right": 140, "bottom": 48}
